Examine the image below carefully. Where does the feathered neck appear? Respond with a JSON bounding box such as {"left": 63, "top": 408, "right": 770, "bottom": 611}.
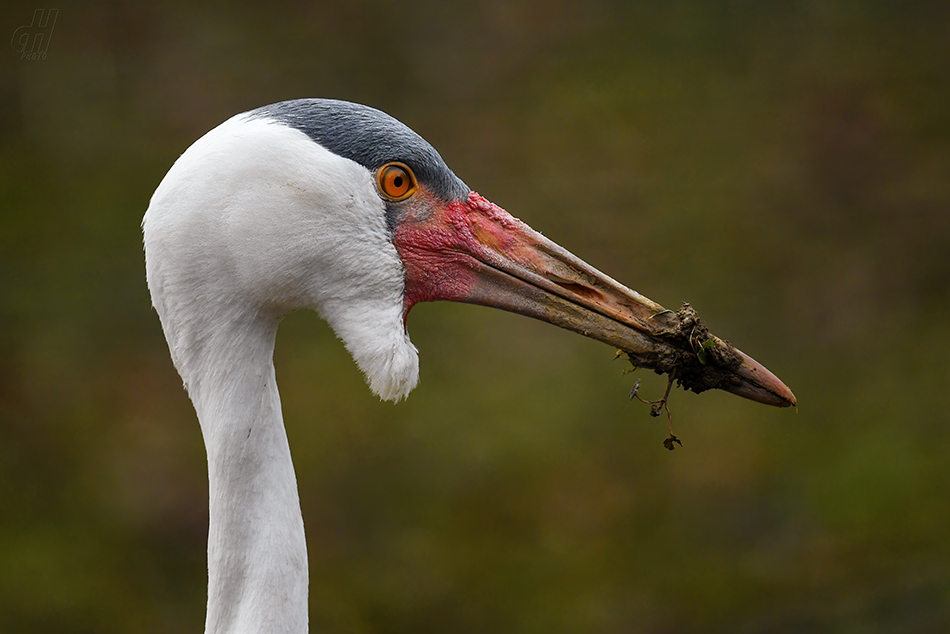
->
{"left": 191, "top": 313, "right": 308, "bottom": 634}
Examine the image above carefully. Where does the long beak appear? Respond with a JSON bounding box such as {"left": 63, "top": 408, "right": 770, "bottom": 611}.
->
{"left": 394, "top": 191, "right": 796, "bottom": 408}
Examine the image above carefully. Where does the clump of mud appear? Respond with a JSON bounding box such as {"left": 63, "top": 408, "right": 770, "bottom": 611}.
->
{"left": 623, "top": 302, "right": 745, "bottom": 396}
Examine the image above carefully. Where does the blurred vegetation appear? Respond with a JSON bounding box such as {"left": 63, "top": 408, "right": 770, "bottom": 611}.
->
{"left": 2, "top": 0, "right": 949, "bottom": 632}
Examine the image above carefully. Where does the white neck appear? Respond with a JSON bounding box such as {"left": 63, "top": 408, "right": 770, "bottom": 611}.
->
{"left": 188, "top": 312, "right": 308, "bottom": 634}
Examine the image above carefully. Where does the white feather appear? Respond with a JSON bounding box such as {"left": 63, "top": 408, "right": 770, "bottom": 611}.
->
{"left": 143, "top": 113, "right": 420, "bottom": 634}
{"left": 144, "top": 113, "right": 419, "bottom": 402}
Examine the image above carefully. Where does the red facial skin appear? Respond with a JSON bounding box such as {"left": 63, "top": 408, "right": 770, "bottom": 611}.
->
{"left": 393, "top": 191, "right": 482, "bottom": 308}
{"left": 394, "top": 190, "right": 527, "bottom": 311}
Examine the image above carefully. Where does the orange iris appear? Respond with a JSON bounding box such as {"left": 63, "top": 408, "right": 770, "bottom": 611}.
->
{"left": 377, "top": 163, "right": 417, "bottom": 201}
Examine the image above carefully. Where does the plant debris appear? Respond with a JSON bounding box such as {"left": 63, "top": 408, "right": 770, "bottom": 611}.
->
{"left": 628, "top": 374, "right": 682, "bottom": 450}
{"left": 622, "top": 302, "right": 746, "bottom": 396}
{"left": 618, "top": 302, "right": 748, "bottom": 450}
{"left": 617, "top": 301, "right": 792, "bottom": 448}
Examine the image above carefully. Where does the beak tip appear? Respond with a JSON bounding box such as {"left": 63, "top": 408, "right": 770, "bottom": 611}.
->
{"left": 725, "top": 349, "right": 797, "bottom": 408}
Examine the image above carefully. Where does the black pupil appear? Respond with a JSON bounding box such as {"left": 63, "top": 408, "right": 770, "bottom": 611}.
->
{"left": 393, "top": 175, "right": 404, "bottom": 188}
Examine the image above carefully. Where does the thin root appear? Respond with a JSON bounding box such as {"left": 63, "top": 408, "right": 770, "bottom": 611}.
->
{"left": 631, "top": 376, "right": 682, "bottom": 450}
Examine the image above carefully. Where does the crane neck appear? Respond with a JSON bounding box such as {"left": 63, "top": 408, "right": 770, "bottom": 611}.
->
{"left": 187, "top": 312, "right": 308, "bottom": 634}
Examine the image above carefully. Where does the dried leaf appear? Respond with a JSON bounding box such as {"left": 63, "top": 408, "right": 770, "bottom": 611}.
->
{"left": 663, "top": 434, "right": 683, "bottom": 451}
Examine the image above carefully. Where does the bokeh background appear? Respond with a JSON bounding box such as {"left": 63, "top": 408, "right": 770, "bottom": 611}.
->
{"left": 2, "top": 1, "right": 949, "bottom": 632}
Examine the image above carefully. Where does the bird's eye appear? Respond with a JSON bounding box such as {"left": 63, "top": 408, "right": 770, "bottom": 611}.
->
{"left": 377, "top": 163, "right": 417, "bottom": 201}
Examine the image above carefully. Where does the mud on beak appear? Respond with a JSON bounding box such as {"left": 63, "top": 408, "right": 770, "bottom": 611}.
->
{"left": 394, "top": 191, "right": 796, "bottom": 408}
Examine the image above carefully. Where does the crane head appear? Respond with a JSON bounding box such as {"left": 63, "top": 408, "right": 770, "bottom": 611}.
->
{"left": 146, "top": 98, "right": 795, "bottom": 409}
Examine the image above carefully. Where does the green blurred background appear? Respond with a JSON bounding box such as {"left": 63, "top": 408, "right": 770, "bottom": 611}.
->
{"left": 2, "top": 1, "right": 949, "bottom": 632}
